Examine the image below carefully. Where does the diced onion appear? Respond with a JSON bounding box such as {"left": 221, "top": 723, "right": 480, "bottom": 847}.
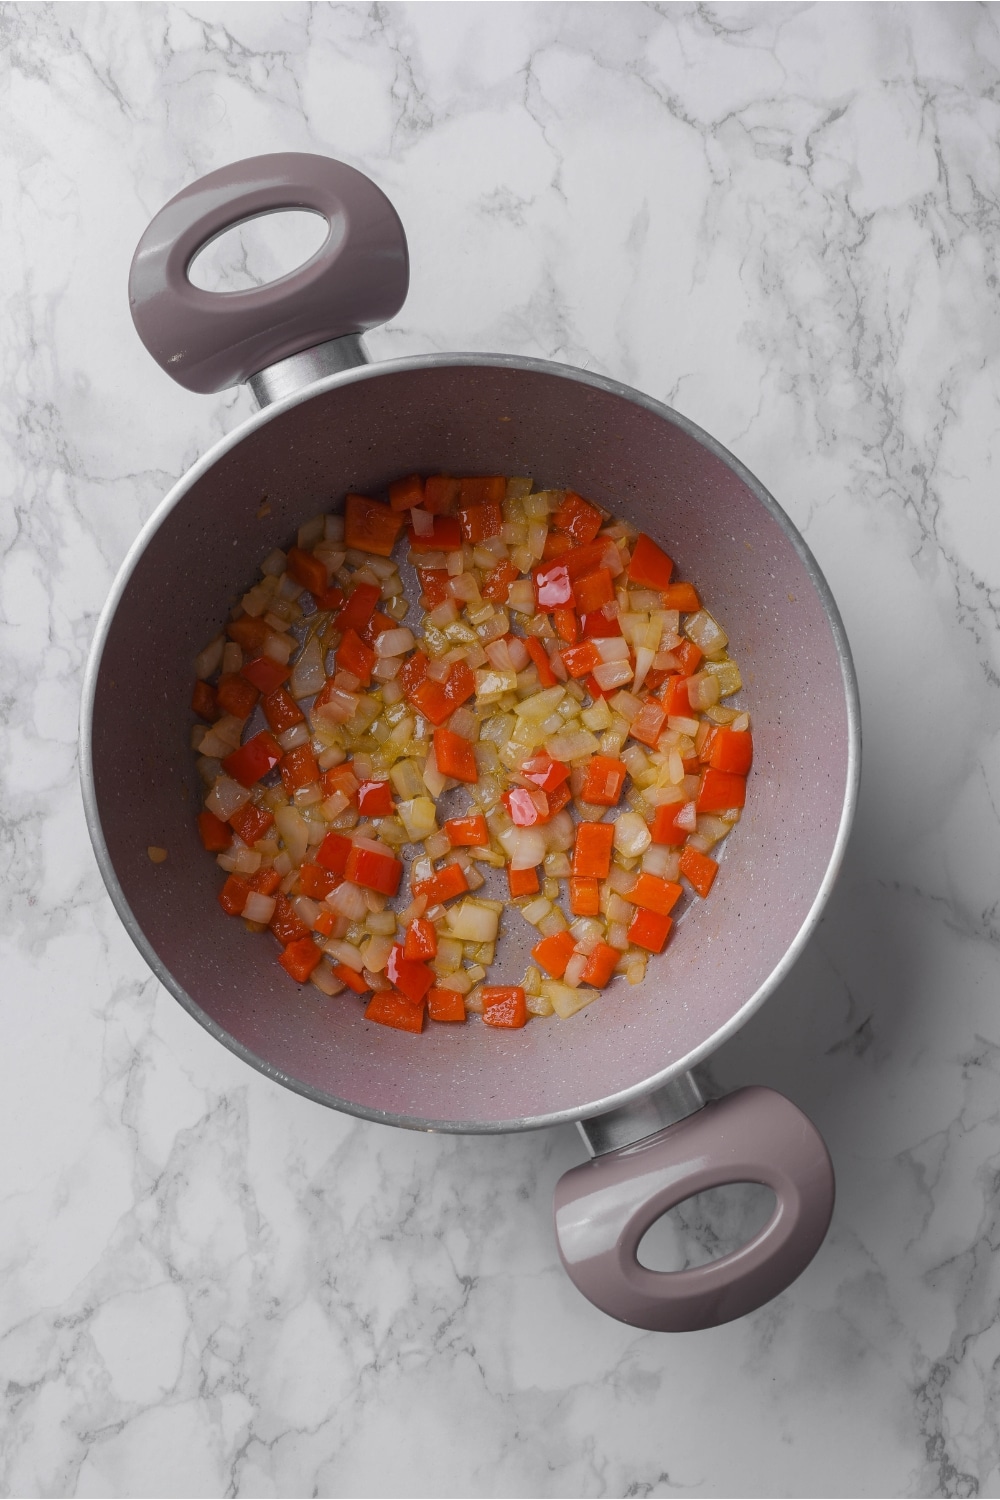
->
{"left": 274, "top": 805, "right": 310, "bottom": 866}
{"left": 242, "top": 888, "right": 277, "bottom": 924}
{"left": 375, "top": 628, "right": 414, "bottom": 658}
{"left": 592, "top": 659, "right": 634, "bottom": 691}
{"left": 447, "top": 901, "right": 500, "bottom": 943}
{"left": 324, "top": 938, "right": 365, "bottom": 971}
{"left": 290, "top": 635, "right": 326, "bottom": 698}
{"left": 544, "top": 981, "right": 599, "bottom": 1018}
{"left": 278, "top": 723, "right": 310, "bottom": 751}
{"left": 685, "top": 610, "right": 728, "bottom": 655}
{"left": 327, "top": 881, "right": 368, "bottom": 920}
{"left": 563, "top": 953, "right": 589, "bottom": 988}
{"left": 206, "top": 776, "right": 252, "bottom": 822}
{"left": 195, "top": 636, "right": 225, "bottom": 679}
{"left": 398, "top": 796, "right": 437, "bottom": 842}
{"left": 498, "top": 825, "right": 547, "bottom": 870}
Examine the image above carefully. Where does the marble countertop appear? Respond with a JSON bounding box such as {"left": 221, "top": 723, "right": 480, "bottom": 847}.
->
{"left": 3, "top": 2, "right": 999, "bottom": 1494}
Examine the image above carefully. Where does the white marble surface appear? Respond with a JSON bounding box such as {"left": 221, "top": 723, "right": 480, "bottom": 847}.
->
{"left": 2, "top": 1, "right": 999, "bottom": 1494}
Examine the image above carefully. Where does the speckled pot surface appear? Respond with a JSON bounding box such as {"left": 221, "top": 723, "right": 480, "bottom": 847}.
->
{"left": 83, "top": 355, "right": 858, "bottom": 1132}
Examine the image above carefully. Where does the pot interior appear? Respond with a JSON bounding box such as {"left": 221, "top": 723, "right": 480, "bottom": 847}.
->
{"left": 88, "top": 361, "right": 854, "bottom": 1129}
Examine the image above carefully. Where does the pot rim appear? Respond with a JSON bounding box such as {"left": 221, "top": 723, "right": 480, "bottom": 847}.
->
{"left": 79, "top": 351, "right": 861, "bottom": 1135}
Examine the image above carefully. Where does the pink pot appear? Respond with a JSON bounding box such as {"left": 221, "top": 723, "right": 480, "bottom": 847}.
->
{"left": 81, "top": 155, "right": 859, "bottom": 1331}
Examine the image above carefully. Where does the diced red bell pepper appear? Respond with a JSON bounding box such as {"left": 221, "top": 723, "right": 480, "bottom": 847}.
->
{"left": 226, "top": 617, "right": 270, "bottom": 653}
{"left": 531, "top": 930, "right": 576, "bottom": 978}
{"left": 708, "top": 728, "right": 753, "bottom": 776}
{"left": 412, "top": 863, "right": 469, "bottom": 904}
{"left": 365, "top": 991, "right": 425, "bottom": 1031}
{"left": 552, "top": 607, "right": 579, "bottom": 645}
{"left": 628, "top": 533, "right": 674, "bottom": 590}
{"left": 336, "top": 581, "right": 381, "bottom": 634}
{"left": 482, "top": 986, "right": 527, "bottom": 1029}
{"left": 222, "top": 731, "right": 283, "bottom": 788}
{"left": 337, "top": 628, "right": 376, "bottom": 686}
{"left": 269, "top": 893, "right": 311, "bottom": 946}
{"left": 218, "top": 873, "right": 250, "bottom": 915}
{"left": 322, "top": 763, "right": 359, "bottom": 800}
{"left": 229, "top": 801, "right": 274, "bottom": 846}
{"left": 525, "top": 637, "right": 556, "bottom": 686}
{"left": 444, "top": 660, "right": 476, "bottom": 711}
{"left": 280, "top": 743, "right": 320, "bottom": 793}
{"left": 481, "top": 559, "right": 519, "bottom": 603}
{"left": 314, "top": 585, "right": 345, "bottom": 612}
{"left": 663, "top": 676, "right": 694, "bottom": 717}
{"left": 344, "top": 493, "right": 405, "bottom": 557}
{"left": 407, "top": 515, "right": 462, "bottom": 552}
{"left": 311, "top": 909, "right": 337, "bottom": 936}
{"left": 581, "top": 942, "right": 620, "bottom": 988}
{"left": 415, "top": 570, "right": 449, "bottom": 611}
{"left": 580, "top": 609, "right": 622, "bottom": 639}
{"left": 650, "top": 800, "right": 692, "bottom": 846}
{"left": 521, "top": 754, "right": 570, "bottom": 792}
{"left": 433, "top": 728, "right": 478, "bottom": 783}
{"left": 580, "top": 756, "right": 627, "bottom": 806}
{"left": 286, "top": 546, "right": 328, "bottom": 595}
{"left": 262, "top": 686, "right": 305, "bottom": 735}
{"left": 359, "top": 611, "right": 394, "bottom": 648}
{"left": 572, "top": 568, "right": 614, "bottom": 615}
{"left": 542, "top": 530, "right": 574, "bottom": 561}
{"left": 661, "top": 582, "right": 701, "bottom": 612}
{"left": 534, "top": 539, "right": 609, "bottom": 597}
{"left": 240, "top": 655, "right": 290, "bottom": 695}
{"left": 674, "top": 639, "right": 703, "bottom": 676}
{"left": 191, "top": 681, "right": 218, "bottom": 720}
{"left": 535, "top": 562, "right": 572, "bottom": 609}
{"left": 345, "top": 842, "right": 404, "bottom": 897}
{"left": 629, "top": 700, "right": 667, "bottom": 748}
{"left": 459, "top": 476, "right": 506, "bottom": 504}
{"left": 572, "top": 821, "right": 614, "bottom": 879}
{"left": 504, "top": 786, "right": 547, "bottom": 826}
{"left": 631, "top": 873, "right": 683, "bottom": 917}
{"left": 561, "top": 641, "right": 600, "bottom": 678}
{"left": 541, "top": 781, "right": 572, "bottom": 820}
{"left": 356, "top": 779, "right": 394, "bottom": 817}
{"left": 458, "top": 501, "right": 503, "bottom": 544}
{"left": 278, "top": 935, "right": 322, "bottom": 983}
{"left": 386, "top": 944, "right": 435, "bottom": 1004}
{"left": 427, "top": 987, "right": 466, "bottom": 1022}
{"left": 198, "top": 809, "right": 232, "bottom": 851}
{"left": 507, "top": 865, "right": 540, "bottom": 897}
{"left": 335, "top": 963, "right": 372, "bottom": 994}
{"left": 696, "top": 769, "right": 747, "bottom": 813}
{"left": 298, "top": 863, "right": 339, "bottom": 900}
{"left": 389, "top": 472, "right": 425, "bottom": 510}
{"left": 627, "top": 908, "right": 673, "bottom": 954}
{"left": 216, "top": 673, "right": 259, "bottom": 720}
{"left": 249, "top": 867, "right": 282, "bottom": 896}
{"left": 444, "top": 814, "right": 489, "bottom": 847}
{"left": 404, "top": 918, "right": 437, "bottom": 961}
{"left": 569, "top": 877, "right": 600, "bottom": 916}
{"left": 553, "top": 491, "right": 604, "bottom": 544}
{"left": 400, "top": 650, "right": 428, "bottom": 694}
{"left": 679, "top": 845, "right": 719, "bottom": 897}
{"left": 408, "top": 676, "right": 450, "bottom": 726}
{"left": 423, "top": 475, "right": 461, "bottom": 514}
{"left": 316, "top": 830, "right": 353, "bottom": 875}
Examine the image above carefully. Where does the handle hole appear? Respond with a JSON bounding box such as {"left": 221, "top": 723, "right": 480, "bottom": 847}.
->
{"left": 187, "top": 210, "right": 329, "bottom": 294}
{"left": 637, "top": 1182, "right": 777, "bottom": 1272}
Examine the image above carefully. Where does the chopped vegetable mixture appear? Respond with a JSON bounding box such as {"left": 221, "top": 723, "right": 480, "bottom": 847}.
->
{"left": 190, "top": 475, "right": 752, "bottom": 1031}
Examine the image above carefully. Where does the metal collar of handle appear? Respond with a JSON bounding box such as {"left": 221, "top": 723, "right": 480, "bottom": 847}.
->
{"left": 247, "top": 334, "right": 370, "bottom": 409}
{"left": 577, "top": 1072, "right": 705, "bottom": 1157}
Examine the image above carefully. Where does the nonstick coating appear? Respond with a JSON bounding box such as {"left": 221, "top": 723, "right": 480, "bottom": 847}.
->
{"left": 84, "top": 357, "right": 856, "bottom": 1131}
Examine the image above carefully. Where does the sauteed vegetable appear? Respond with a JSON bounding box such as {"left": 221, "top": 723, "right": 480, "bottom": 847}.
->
{"left": 189, "top": 475, "right": 752, "bottom": 1031}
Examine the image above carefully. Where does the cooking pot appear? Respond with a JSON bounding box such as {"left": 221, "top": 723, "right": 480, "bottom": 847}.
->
{"left": 80, "top": 154, "right": 859, "bottom": 1331}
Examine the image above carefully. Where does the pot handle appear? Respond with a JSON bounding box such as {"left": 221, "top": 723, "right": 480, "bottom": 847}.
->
{"left": 128, "top": 152, "right": 408, "bottom": 394}
{"left": 554, "top": 1086, "right": 834, "bottom": 1332}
